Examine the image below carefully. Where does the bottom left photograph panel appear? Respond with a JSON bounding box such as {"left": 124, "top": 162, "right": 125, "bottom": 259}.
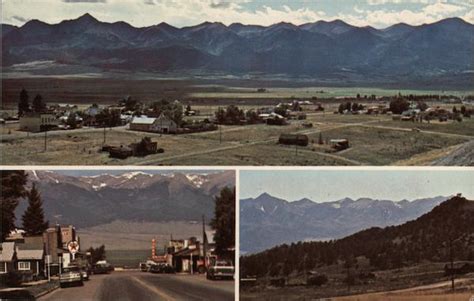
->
{"left": 0, "top": 169, "right": 236, "bottom": 301}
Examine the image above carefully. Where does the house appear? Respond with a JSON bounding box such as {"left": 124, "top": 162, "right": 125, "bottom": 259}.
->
{"left": 50, "top": 104, "right": 78, "bottom": 114}
{"left": 278, "top": 134, "right": 309, "bottom": 147}
{"left": 15, "top": 236, "right": 45, "bottom": 277}
{"left": 170, "top": 237, "right": 202, "bottom": 273}
{"left": 19, "top": 113, "right": 58, "bottom": 132}
{"left": 130, "top": 114, "right": 179, "bottom": 134}
{"left": 0, "top": 242, "right": 17, "bottom": 274}
{"left": 151, "top": 114, "right": 178, "bottom": 134}
{"left": 330, "top": 139, "right": 350, "bottom": 151}
{"left": 129, "top": 116, "right": 156, "bottom": 132}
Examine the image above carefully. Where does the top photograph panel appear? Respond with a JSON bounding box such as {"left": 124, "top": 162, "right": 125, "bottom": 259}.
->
{"left": 1, "top": 0, "right": 473, "bottom": 166}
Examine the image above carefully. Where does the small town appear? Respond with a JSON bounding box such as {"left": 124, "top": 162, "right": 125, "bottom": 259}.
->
{"left": 0, "top": 170, "right": 235, "bottom": 300}
{"left": 1, "top": 88, "right": 473, "bottom": 165}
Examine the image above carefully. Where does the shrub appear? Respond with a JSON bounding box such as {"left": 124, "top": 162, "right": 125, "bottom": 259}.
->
{"left": 307, "top": 274, "right": 328, "bottom": 286}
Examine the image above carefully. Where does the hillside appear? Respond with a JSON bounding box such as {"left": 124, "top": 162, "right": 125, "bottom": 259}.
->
{"left": 15, "top": 170, "right": 234, "bottom": 228}
{"left": 2, "top": 15, "right": 474, "bottom": 86}
{"left": 240, "top": 193, "right": 448, "bottom": 254}
{"left": 241, "top": 195, "right": 474, "bottom": 277}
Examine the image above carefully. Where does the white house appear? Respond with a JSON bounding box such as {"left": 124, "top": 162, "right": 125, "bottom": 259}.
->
{"left": 151, "top": 114, "right": 178, "bottom": 134}
{"left": 19, "top": 113, "right": 58, "bottom": 132}
{"left": 0, "top": 242, "right": 16, "bottom": 274}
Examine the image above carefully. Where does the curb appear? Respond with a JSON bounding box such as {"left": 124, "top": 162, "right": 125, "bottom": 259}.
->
{"left": 34, "top": 284, "right": 60, "bottom": 299}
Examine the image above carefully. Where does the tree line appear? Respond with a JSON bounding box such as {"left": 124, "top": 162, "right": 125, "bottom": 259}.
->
{"left": 241, "top": 196, "right": 474, "bottom": 278}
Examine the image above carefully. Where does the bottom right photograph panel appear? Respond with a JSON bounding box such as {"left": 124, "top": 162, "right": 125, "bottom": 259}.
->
{"left": 239, "top": 169, "right": 474, "bottom": 301}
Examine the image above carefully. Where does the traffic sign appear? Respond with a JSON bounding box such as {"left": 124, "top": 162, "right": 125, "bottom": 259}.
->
{"left": 67, "top": 241, "right": 80, "bottom": 254}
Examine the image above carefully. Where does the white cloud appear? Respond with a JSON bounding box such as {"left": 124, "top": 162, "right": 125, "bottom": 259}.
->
{"left": 423, "top": 1, "right": 464, "bottom": 15}
{"left": 367, "top": 0, "right": 431, "bottom": 5}
{"left": 0, "top": 0, "right": 471, "bottom": 28}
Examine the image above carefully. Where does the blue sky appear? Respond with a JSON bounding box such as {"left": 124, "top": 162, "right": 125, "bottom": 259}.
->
{"left": 2, "top": 0, "right": 473, "bottom": 28}
{"left": 240, "top": 169, "right": 474, "bottom": 202}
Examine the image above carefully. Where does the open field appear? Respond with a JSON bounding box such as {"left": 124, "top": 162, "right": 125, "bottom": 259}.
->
{"left": 105, "top": 249, "right": 150, "bottom": 268}
{"left": 240, "top": 263, "right": 474, "bottom": 301}
{"left": 78, "top": 220, "right": 203, "bottom": 250}
{"left": 3, "top": 78, "right": 473, "bottom": 109}
{"left": 2, "top": 77, "right": 473, "bottom": 165}
{"left": 2, "top": 111, "right": 473, "bottom": 165}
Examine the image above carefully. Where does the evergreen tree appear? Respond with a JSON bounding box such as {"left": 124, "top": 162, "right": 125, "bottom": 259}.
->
{"left": 32, "top": 94, "right": 46, "bottom": 112}
{"left": 22, "top": 184, "right": 49, "bottom": 236}
{"left": 87, "top": 245, "right": 106, "bottom": 264}
{"left": 1, "top": 171, "right": 28, "bottom": 241}
{"left": 211, "top": 187, "right": 235, "bottom": 255}
{"left": 18, "top": 89, "right": 30, "bottom": 116}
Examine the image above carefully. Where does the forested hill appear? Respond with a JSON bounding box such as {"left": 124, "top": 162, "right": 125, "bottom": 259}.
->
{"left": 240, "top": 196, "right": 474, "bottom": 277}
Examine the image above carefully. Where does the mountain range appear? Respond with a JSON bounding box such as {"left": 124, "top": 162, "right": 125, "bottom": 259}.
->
{"left": 241, "top": 195, "right": 474, "bottom": 277}
{"left": 15, "top": 170, "right": 234, "bottom": 228}
{"left": 240, "top": 193, "right": 449, "bottom": 254}
{"left": 2, "top": 14, "right": 474, "bottom": 86}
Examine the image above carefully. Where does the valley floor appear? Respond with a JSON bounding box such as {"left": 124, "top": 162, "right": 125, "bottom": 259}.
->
{"left": 2, "top": 111, "right": 474, "bottom": 166}
{"left": 240, "top": 263, "right": 474, "bottom": 301}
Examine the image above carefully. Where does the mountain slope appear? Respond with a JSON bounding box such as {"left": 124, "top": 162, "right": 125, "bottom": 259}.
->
{"left": 2, "top": 15, "right": 473, "bottom": 85}
{"left": 240, "top": 193, "right": 449, "bottom": 254}
{"left": 241, "top": 195, "right": 474, "bottom": 277}
{"left": 16, "top": 170, "right": 234, "bottom": 228}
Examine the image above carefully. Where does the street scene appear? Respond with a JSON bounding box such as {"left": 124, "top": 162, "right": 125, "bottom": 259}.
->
{"left": 0, "top": 170, "right": 235, "bottom": 300}
{"left": 39, "top": 272, "right": 234, "bottom": 301}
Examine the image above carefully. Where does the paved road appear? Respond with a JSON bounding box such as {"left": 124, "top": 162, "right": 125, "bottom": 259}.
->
{"left": 38, "top": 271, "right": 234, "bottom": 301}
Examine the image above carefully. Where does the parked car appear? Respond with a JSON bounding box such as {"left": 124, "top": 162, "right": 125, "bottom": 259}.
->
{"left": 149, "top": 264, "right": 175, "bottom": 274}
{"left": 92, "top": 263, "right": 114, "bottom": 274}
{"left": 80, "top": 268, "right": 89, "bottom": 281}
{"left": 206, "top": 260, "right": 234, "bottom": 280}
{"left": 0, "top": 288, "right": 36, "bottom": 300}
{"left": 139, "top": 262, "right": 148, "bottom": 272}
{"left": 60, "top": 266, "right": 83, "bottom": 288}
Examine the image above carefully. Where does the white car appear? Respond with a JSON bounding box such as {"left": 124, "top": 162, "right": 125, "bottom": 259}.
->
{"left": 60, "top": 266, "right": 84, "bottom": 288}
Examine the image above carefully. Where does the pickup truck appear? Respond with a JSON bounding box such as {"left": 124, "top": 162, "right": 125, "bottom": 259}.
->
{"left": 206, "top": 260, "right": 234, "bottom": 280}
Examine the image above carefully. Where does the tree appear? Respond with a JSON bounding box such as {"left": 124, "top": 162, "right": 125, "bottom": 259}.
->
{"left": 245, "top": 110, "right": 260, "bottom": 124}
{"left": 452, "top": 106, "right": 458, "bottom": 114}
{"left": 87, "top": 245, "right": 106, "bottom": 264}
{"left": 416, "top": 101, "right": 428, "bottom": 111}
{"left": 123, "top": 96, "right": 138, "bottom": 112}
{"left": 352, "top": 102, "right": 359, "bottom": 112}
{"left": 151, "top": 100, "right": 183, "bottom": 126}
{"left": 389, "top": 98, "right": 409, "bottom": 114}
{"left": 22, "top": 183, "right": 49, "bottom": 236}
{"left": 274, "top": 105, "right": 289, "bottom": 117}
{"left": 32, "top": 94, "right": 46, "bottom": 113}
{"left": 1, "top": 171, "right": 28, "bottom": 240}
{"left": 66, "top": 114, "right": 78, "bottom": 129}
{"left": 18, "top": 89, "right": 30, "bottom": 116}
{"left": 96, "top": 109, "right": 121, "bottom": 127}
{"left": 211, "top": 187, "right": 235, "bottom": 255}
{"left": 338, "top": 103, "right": 345, "bottom": 114}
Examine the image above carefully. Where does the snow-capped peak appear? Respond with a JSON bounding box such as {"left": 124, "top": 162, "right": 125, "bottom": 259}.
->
{"left": 185, "top": 174, "right": 209, "bottom": 188}
{"left": 121, "top": 171, "right": 153, "bottom": 179}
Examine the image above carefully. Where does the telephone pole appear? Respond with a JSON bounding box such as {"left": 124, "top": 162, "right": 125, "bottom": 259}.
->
{"left": 103, "top": 125, "right": 106, "bottom": 145}
{"left": 44, "top": 130, "right": 47, "bottom": 151}
{"left": 450, "top": 238, "right": 454, "bottom": 292}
